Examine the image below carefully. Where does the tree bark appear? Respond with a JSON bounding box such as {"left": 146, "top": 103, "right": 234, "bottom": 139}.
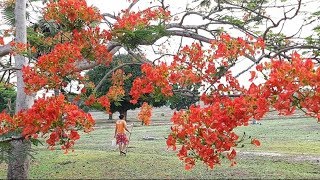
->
{"left": 0, "top": 44, "right": 11, "bottom": 57}
{"left": 108, "top": 113, "right": 113, "bottom": 120}
{"left": 7, "top": 1, "right": 33, "bottom": 179}
{"left": 7, "top": 139, "right": 31, "bottom": 180}
{"left": 118, "top": 109, "right": 128, "bottom": 121}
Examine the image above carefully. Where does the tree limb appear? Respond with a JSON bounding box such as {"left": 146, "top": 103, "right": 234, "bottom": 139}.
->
{"left": 0, "top": 136, "right": 24, "bottom": 143}
{"left": 0, "top": 67, "right": 20, "bottom": 72}
{"left": 93, "top": 62, "right": 143, "bottom": 93}
{"left": 270, "top": 45, "right": 320, "bottom": 59}
{"left": 101, "top": 12, "right": 117, "bottom": 20}
{"left": 262, "top": 0, "right": 302, "bottom": 40}
{"left": 0, "top": 44, "right": 11, "bottom": 57}
{"left": 167, "top": 29, "right": 212, "bottom": 43}
{"left": 76, "top": 43, "right": 121, "bottom": 71}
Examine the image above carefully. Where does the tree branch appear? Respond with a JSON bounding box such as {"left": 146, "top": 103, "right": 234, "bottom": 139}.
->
{"left": 0, "top": 44, "right": 11, "bottom": 57}
{"left": 93, "top": 62, "right": 143, "bottom": 93}
{"left": 0, "top": 67, "right": 20, "bottom": 72}
{"left": 262, "top": 0, "right": 302, "bottom": 40}
{"left": 101, "top": 12, "right": 117, "bottom": 20}
{"left": 167, "top": 29, "right": 212, "bottom": 43}
{"left": 76, "top": 43, "right": 121, "bottom": 71}
{"left": 128, "top": 0, "right": 140, "bottom": 11}
{"left": 0, "top": 136, "right": 24, "bottom": 143}
{"left": 270, "top": 45, "right": 320, "bottom": 59}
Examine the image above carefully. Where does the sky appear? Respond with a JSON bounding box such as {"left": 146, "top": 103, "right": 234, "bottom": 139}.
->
{"left": 83, "top": 0, "right": 319, "bottom": 88}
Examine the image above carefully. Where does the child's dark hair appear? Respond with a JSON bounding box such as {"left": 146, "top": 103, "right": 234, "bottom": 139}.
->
{"left": 119, "top": 114, "right": 124, "bottom": 119}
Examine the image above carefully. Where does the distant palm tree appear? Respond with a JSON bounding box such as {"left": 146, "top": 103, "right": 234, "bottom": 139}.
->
{"left": 0, "top": 0, "right": 41, "bottom": 26}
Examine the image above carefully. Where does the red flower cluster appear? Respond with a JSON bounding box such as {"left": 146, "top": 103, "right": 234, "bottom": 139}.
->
{"left": 97, "top": 95, "right": 111, "bottom": 113}
{"left": 83, "top": 94, "right": 112, "bottom": 114}
{"left": 0, "top": 95, "right": 95, "bottom": 152}
{"left": 167, "top": 98, "right": 255, "bottom": 169}
{"left": 72, "top": 28, "right": 113, "bottom": 65}
{"left": 113, "top": 7, "right": 170, "bottom": 31}
{"left": 169, "top": 35, "right": 264, "bottom": 90}
{"left": 83, "top": 94, "right": 95, "bottom": 105}
{"left": 129, "top": 37, "right": 267, "bottom": 168}
{"left": 0, "top": 112, "right": 17, "bottom": 135}
{"left": 81, "top": 71, "right": 127, "bottom": 113}
{"left": 211, "top": 34, "right": 264, "bottom": 59}
{"left": 130, "top": 63, "right": 173, "bottom": 104}
{"left": 166, "top": 48, "right": 320, "bottom": 170}
{"left": 110, "top": 69, "right": 129, "bottom": 87}
{"left": 44, "top": 0, "right": 102, "bottom": 29}
{"left": 23, "top": 43, "right": 83, "bottom": 94}
{"left": 257, "top": 52, "right": 320, "bottom": 120}
{"left": 107, "top": 86, "right": 125, "bottom": 102}
{"left": 252, "top": 139, "right": 261, "bottom": 147}
{"left": 0, "top": 36, "right": 4, "bottom": 45}
{"left": 138, "top": 102, "right": 152, "bottom": 125}
{"left": 165, "top": 35, "right": 267, "bottom": 170}
{"left": 22, "top": 28, "right": 113, "bottom": 94}
{"left": 10, "top": 41, "right": 36, "bottom": 56}
{"left": 130, "top": 34, "right": 265, "bottom": 107}
{"left": 170, "top": 42, "right": 210, "bottom": 86}
{"left": 106, "top": 69, "right": 129, "bottom": 102}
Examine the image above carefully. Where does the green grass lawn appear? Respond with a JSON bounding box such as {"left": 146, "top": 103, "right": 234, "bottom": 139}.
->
{"left": 1, "top": 117, "right": 320, "bottom": 179}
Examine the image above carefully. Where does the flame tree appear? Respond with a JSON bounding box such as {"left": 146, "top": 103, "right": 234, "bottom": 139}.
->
{"left": 0, "top": 0, "right": 320, "bottom": 178}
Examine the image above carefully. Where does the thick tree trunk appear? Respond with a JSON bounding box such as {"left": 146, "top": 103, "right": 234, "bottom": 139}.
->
{"left": 7, "top": 1, "right": 33, "bottom": 179}
{"left": 7, "top": 139, "right": 31, "bottom": 179}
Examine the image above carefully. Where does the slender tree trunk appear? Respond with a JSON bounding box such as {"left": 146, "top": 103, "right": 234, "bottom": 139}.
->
{"left": 118, "top": 109, "right": 128, "bottom": 120}
{"left": 7, "top": 1, "right": 33, "bottom": 179}
{"left": 124, "top": 110, "right": 127, "bottom": 121}
{"left": 108, "top": 113, "right": 113, "bottom": 120}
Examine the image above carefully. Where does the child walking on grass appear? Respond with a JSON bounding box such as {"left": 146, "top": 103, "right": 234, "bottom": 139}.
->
{"left": 114, "top": 114, "right": 130, "bottom": 155}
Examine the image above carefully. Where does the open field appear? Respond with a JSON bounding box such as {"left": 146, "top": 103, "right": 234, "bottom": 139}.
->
{"left": 0, "top": 108, "right": 320, "bottom": 179}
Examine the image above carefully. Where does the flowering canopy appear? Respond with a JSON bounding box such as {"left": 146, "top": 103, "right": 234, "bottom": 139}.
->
{"left": 1, "top": 0, "right": 320, "bottom": 171}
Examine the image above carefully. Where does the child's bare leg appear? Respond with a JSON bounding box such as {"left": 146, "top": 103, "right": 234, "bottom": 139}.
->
{"left": 123, "top": 143, "right": 126, "bottom": 152}
{"left": 123, "top": 144, "right": 127, "bottom": 152}
{"left": 118, "top": 144, "right": 122, "bottom": 154}
{"left": 119, "top": 143, "right": 122, "bottom": 152}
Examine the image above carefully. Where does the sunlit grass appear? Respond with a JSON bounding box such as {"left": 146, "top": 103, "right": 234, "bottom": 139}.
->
{"left": 0, "top": 117, "right": 319, "bottom": 179}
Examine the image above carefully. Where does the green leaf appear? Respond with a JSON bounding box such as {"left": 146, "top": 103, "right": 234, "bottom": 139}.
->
{"left": 30, "top": 138, "right": 43, "bottom": 146}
